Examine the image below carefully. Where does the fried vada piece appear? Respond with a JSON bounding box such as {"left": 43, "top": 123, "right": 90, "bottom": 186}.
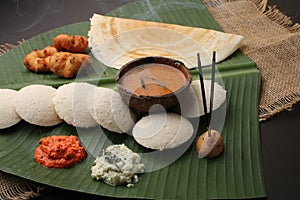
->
{"left": 196, "top": 129, "right": 224, "bottom": 158}
{"left": 46, "top": 52, "right": 92, "bottom": 78}
{"left": 23, "top": 46, "right": 58, "bottom": 73}
{"left": 53, "top": 33, "right": 88, "bottom": 53}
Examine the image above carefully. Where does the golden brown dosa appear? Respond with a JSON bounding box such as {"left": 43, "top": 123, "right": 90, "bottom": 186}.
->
{"left": 88, "top": 13, "right": 243, "bottom": 69}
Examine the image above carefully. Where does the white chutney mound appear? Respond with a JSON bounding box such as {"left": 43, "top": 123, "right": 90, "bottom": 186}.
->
{"left": 91, "top": 144, "right": 145, "bottom": 187}
{"left": 0, "top": 89, "right": 22, "bottom": 129}
{"left": 14, "top": 85, "right": 62, "bottom": 126}
{"left": 132, "top": 112, "right": 194, "bottom": 150}
{"left": 88, "top": 87, "right": 137, "bottom": 133}
{"left": 52, "top": 82, "right": 98, "bottom": 128}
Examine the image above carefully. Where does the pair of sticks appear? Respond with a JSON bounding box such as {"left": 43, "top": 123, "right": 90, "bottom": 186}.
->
{"left": 197, "top": 51, "right": 216, "bottom": 136}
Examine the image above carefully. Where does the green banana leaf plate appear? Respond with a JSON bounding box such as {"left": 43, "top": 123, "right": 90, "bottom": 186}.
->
{"left": 0, "top": 0, "right": 266, "bottom": 199}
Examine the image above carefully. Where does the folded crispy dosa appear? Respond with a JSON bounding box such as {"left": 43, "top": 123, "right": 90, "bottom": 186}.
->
{"left": 88, "top": 13, "right": 244, "bottom": 69}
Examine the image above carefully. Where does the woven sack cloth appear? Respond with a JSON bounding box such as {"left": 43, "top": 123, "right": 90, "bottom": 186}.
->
{"left": 203, "top": 0, "right": 300, "bottom": 121}
{"left": 0, "top": 171, "right": 40, "bottom": 200}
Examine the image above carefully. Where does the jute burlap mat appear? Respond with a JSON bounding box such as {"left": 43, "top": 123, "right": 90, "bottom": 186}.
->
{"left": 1, "top": 0, "right": 299, "bottom": 198}
{"left": 203, "top": 0, "right": 300, "bottom": 121}
{"left": 0, "top": 171, "right": 40, "bottom": 200}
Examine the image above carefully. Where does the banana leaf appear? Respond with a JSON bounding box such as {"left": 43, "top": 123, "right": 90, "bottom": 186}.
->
{"left": 0, "top": 0, "right": 266, "bottom": 199}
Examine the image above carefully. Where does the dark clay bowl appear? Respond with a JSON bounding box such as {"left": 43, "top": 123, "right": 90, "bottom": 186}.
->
{"left": 115, "top": 56, "right": 192, "bottom": 113}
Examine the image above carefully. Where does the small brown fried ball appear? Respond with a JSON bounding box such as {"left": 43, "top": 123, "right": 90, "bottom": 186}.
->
{"left": 23, "top": 46, "right": 58, "bottom": 73}
{"left": 53, "top": 33, "right": 88, "bottom": 53}
{"left": 46, "top": 52, "right": 92, "bottom": 78}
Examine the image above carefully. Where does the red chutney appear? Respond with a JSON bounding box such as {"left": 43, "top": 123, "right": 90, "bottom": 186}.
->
{"left": 34, "top": 135, "right": 87, "bottom": 168}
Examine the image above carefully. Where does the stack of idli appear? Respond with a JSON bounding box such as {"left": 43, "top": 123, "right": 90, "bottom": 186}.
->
{"left": 52, "top": 82, "right": 137, "bottom": 132}
{"left": 0, "top": 82, "right": 138, "bottom": 133}
{"left": 0, "top": 79, "right": 226, "bottom": 153}
{"left": 0, "top": 89, "right": 22, "bottom": 129}
{"left": 52, "top": 82, "right": 98, "bottom": 128}
{"left": 88, "top": 87, "right": 137, "bottom": 133}
{"left": 132, "top": 112, "right": 194, "bottom": 150}
{"left": 14, "top": 85, "right": 62, "bottom": 126}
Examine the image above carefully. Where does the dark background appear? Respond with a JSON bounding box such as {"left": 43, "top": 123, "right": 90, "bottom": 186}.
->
{"left": 0, "top": 0, "right": 299, "bottom": 199}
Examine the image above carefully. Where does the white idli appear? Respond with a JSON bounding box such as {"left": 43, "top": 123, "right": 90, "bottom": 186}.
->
{"left": 179, "top": 80, "right": 226, "bottom": 118}
{"left": 132, "top": 112, "right": 194, "bottom": 150}
{"left": 88, "top": 87, "right": 137, "bottom": 133}
{"left": 0, "top": 89, "right": 22, "bottom": 129}
{"left": 52, "top": 82, "right": 98, "bottom": 128}
{"left": 14, "top": 85, "right": 62, "bottom": 126}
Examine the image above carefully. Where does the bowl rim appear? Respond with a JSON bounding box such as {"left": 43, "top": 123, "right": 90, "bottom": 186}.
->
{"left": 115, "top": 56, "right": 192, "bottom": 99}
